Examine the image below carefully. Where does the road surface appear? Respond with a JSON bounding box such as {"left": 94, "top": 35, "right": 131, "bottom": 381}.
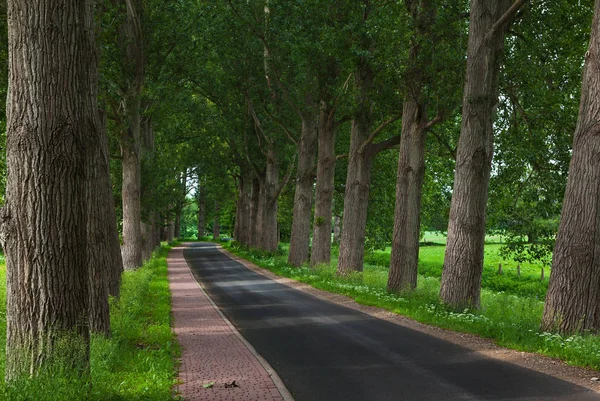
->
{"left": 183, "top": 242, "right": 600, "bottom": 401}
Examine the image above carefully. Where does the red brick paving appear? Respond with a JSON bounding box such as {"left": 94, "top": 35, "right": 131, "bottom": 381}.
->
{"left": 168, "top": 244, "right": 289, "bottom": 401}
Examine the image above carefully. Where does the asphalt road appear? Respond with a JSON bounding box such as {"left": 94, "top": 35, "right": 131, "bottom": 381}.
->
{"left": 183, "top": 242, "right": 600, "bottom": 401}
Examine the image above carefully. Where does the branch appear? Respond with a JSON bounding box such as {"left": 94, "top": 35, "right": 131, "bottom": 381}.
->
{"left": 275, "top": 155, "right": 297, "bottom": 200}
{"left": 244, "top": 127, "right": 263, "bottom": 177}
{"left": 329, "top": 73, "right": 353, "bottom": 122}
{"left": 245, "top": 92, "right": 271, "bottom": 155}
{"left": 358, "top": 114, "right": 401, "bottom": 154}
{"left": 423, "top": 114, "right": 443, "bottom": 132}
{"left": 485, "top": 0, "right": 527, "bottom": 42}
{"left": 263, "top": 106, "right": 299, "bottom": 146}
{"left": 336, "top": 153, "right": 348, "bottom": 160}
{"left": 367, "top": 135, "right": 401, "bottom": 156}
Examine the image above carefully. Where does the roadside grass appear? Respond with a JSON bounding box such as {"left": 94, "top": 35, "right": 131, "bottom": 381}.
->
{"left": 0, "top": 244, "right": 179, "bottom": 400}
{"left": 224, "top": 241, "right": 600, "bottom": 371}
{"left": 364, "top": 243, "right": 549, "bottom": 299}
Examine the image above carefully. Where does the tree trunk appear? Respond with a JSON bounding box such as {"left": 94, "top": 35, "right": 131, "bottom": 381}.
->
{"left": 388, "top": 99, "right": 427, "bottom": 292}
{"left": 311, "top": 103, "right": 337, "bottom": 267}
{"left": 338, "top": 65, "right": 375, "bottom": 275}
{"left": 119, "top": 0, "right": 144, "bottom": 270}
{"left": 260, "top": 151, "right": 280, "bottom": 252}
{"left": 174, "top": 172, "right": 186, "bottom": 239}
{"left": 387, "top": 1, "right": 436, "bottom": 293}
{"left": 333, "top": 215, "right": 342, "bottom": 244}
{"left": 440, "top": 0, "right": 513, "bottom": 309}
{"left": 3, "top": 0, "right": 96, "bottom": 379}
{"left": 174, "top": 211, "right": 181, "bottom": 239}
{"left": 213, "top": 201, "right": 221, "bottom": 240}
{"left": 288, "top": 112, "right": 318, "bottom": 266}
{"left": 121, "top": 125, "right": 143, "bottom": 269}
{"left": 235, "top": 173, "right": 252, "bottom": 245}
{"left": 249, "top": 176, "right": 261, "bottom": 247}
{"left": 88, "top": 111, "right": 124, "bottom": 335}
{"left": 542, "top": 0, "right": 600, "bottom": 335}
{"left": 167, "top": 221, "right": 175, "bottom": 242}
{"left": 197, "top": 184, "right": 206, "bottom": 239}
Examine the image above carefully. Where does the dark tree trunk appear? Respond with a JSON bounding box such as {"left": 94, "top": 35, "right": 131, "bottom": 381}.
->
{"left": 249, "top": 177, "right": 261, "bottom": 247}
{"left": 260, "top": 151, "right": 280, "bottom": 252}
{"left": 542, "top": 0, "right": 600, "bottom": 335}
{"left": 3, "top": 0, "right": 96, "bottom": 379}
{"left": 311, "top": 103, "right": 337, "bottom": 267}
{"left": 213, "top": 201, "right": 221, "bottom": 241}
{"left": 440, "top": 0, "right": 515, "bottom": 309}
{"left": 388, "top": 99, "right": 427, "bottom": 292}
{"left": 197, "top": 184, "right": 206, "bottom": 239}
{"left": 167, "top": 221, "right": 175, "bottom": 242}
{"left": 174, "top": 212, "right": 181, "bottom": 239}
{"left": 288, "top": 111, "right": 318, "bottom": 266}
{"left": 235, "top": 173, "right": 252, "bottom": 245}
{"left": 119, "top": 0, "right": 144, "bottom": 270}
{"left": 88, "top": 111, "right": 124, "bottom": 335}
{"left": 174, "top": 172, "right": 186, "bottom": 239}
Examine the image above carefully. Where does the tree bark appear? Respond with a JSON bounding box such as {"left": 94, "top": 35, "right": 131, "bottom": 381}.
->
{"left": 119, "top": 0, "right": 145, "bottom": 270}
{"left": 4, "top": 0, "right": 96, "bottom": 379}
{"left": 440, "top": 0, "right": 514, "bottom": 309}
{"left": 542, "top": 0, "right": 600, "bottom": 335}
{"left": 121, "top": 124, "right": 143, "bottom": 269}
{"left": 288, "top": 111, "right": 318, "bottom": 266}
{"left": 311, "top": 103, "right": 337, "bottom": 267}
{"left": 388, "top": 99, "right": 428, "bottom": 292}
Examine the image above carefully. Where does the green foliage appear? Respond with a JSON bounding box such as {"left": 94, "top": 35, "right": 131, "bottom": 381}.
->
{"left": 0, "top": 245, "right": 179, "bottom": 400}
{"left": 224, "top": 243, "right": 600, "bottom": 370}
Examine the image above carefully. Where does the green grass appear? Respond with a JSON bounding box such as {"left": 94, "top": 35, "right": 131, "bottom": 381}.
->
{"left": 224, "top": 241, "right": 600, "bottom": 371}
{"left": 365, "top": 242, "right": 549, "bottom": 299}
{"left": 0, "top": 245, "right": 180, "bottom": 400}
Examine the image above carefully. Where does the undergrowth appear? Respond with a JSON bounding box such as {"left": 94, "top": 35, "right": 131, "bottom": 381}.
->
{"left": 0, "top": 244, "right": 179, "bottom": 400}
{"left": 225, "top": 241, "right": 600, "bottom": 371}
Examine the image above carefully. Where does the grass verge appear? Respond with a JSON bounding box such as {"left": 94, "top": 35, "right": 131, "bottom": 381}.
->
{"left": 0, "top": 244, "right": 179, "bottom": 400}
{"left": 224, "top": 241, "right": 600, "bottom": 371}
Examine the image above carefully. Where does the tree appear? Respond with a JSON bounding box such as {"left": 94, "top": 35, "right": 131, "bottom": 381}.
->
{"left": 387, "top": 0, "right": 465, "bottom": 292}
{"left": 541, "top": 0, "right": 600, "bottom": 335}
{"left": 116, "top": 0, "right": 145, "bottom": 270}
{"left": 440, "top": 0, "right": 526, "bottom": 309}
{"left": 337, "top": 0, "right": 405, "bottom": 275}
{"left": 3, "top": 0, "right": 98, "bottom": 379}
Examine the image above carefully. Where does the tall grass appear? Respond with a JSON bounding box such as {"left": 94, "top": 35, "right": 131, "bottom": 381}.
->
{"left": 0, "top": 245, "right": 179, "bottom": 400}
{"left": 225, "top": 242, "right": 600, "bottom": 371}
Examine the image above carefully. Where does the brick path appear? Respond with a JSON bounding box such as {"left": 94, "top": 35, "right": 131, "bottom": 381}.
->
{"left": 168, "top": 244, "right": 292, "bottom": 401}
